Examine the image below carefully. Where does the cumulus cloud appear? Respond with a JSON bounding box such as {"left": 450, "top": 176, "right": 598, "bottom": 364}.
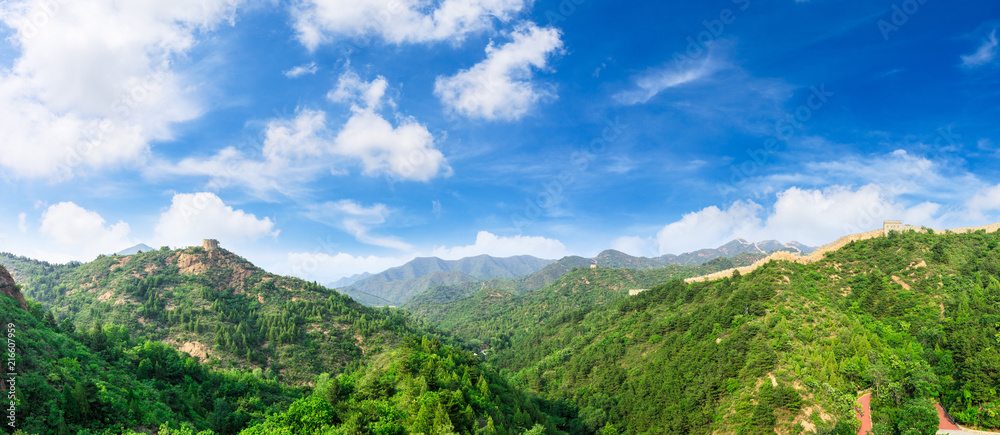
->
{"left": 962, "top": 29, "right": 998, "bottom": 68}
{"left": 153, "top": 192, "right": 279, "bottom": 248}
{"left": 306, "top": 200, "right": 414, "bottom": 251}
{"left": 654, "top": 185, "right": 944, "bottom": 255}
{"left": 0, "top": 0, "right": 240, "bottom": 180}
{"left": 284, "top": 62, "right": 318, "bottom": 78}
{"left": 17, "top": 213, "right": 27, "bottom": 233}
{"left": 153, "top": 71, "right": 449, "bottom": 196}
{"left": 430, "top": 231, "right": 568, "bottom": 260}
{"left": 435, "top": 23, "right": 563, "bottom": 121}
{"left": 38, "top": 202, "right": 134, "bottom": 262}
{"left": 291, "top": 0, "right": 529, "bottom": 49}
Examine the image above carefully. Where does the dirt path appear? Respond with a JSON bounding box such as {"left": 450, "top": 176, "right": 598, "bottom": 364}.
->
{"left": 857, "top": 393, "right": 872, "bottom": 435}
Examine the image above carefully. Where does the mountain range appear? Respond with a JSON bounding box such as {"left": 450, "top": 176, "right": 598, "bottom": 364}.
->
{"left": 337, "top": 239, "right": 814, "bottom": 306}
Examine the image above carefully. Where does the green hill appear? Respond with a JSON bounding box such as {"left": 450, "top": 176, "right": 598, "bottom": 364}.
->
{"left": 406, "top": 255, "right": 765, "bottom": 350}
{"left": 0, "top": 252, "right": 556, "bottom": 435}
{"left": 0, "top": 247, "right": 443, "bottom": 386}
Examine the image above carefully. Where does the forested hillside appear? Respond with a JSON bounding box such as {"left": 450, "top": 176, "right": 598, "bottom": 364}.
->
{"left": 0, "top": 265, "right": 304, "bottom": 435}
{"left": 464, "top": 229, "right": 1000, "bottom": 434}
{"left": 0, "top": 256, "right": 556, "bottom": 435}
{"left": 0, "top": 247, "right": 456, "bottom": 385}
{"left": 407, "top": 255, "right": 764, "bottom": 351}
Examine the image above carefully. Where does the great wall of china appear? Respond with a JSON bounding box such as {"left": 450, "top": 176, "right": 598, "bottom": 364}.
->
{"left": 664, "top": 220, "right": 1000, "bottom": 287}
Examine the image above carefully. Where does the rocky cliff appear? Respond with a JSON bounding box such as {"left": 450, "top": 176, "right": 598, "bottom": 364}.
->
{"left": 0, "top": 265, "right": 27, "bottom": 310}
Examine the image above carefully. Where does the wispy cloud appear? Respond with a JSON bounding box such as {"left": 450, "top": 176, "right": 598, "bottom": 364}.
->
{"left": 614, "top": 53, "right": 722, "bottom": 105}
{"left": 284, "top": 62, "right": 318, "bottom": 78}
{"left": 306, "top": 200, "right": 414, "bottom": 251}
{"left": 962, "top": 29, "right": 998, "bottom": 68}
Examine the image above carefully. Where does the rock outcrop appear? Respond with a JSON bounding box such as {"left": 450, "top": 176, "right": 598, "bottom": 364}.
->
{"left": 0, "top": 265, "right": 27, "bottom": 311}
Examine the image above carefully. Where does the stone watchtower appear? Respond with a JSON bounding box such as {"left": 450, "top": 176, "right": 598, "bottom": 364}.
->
{"left": 883, "top": 220, "right": 902, "bottom": 236}
{"left": 202, "top": 239, "right": 220, "bottom": 251}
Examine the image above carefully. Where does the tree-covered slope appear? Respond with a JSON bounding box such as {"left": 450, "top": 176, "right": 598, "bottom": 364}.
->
{"left": 238, "top": 336, "right": 554, "bottom": 435}
{"left": 0, "top": 273, "right": 303, "bottom": 435}
{"left": 478, "top": 229, "right": 1000, "bottom": 434}
{"left": 406, "top": 256, "right": 763, "bottom": 351}
{"left": 0, "top": 247, "right": 454, "bottom": 385}
{"left": 0, "top": 255, "right": 560, "bottom": 435}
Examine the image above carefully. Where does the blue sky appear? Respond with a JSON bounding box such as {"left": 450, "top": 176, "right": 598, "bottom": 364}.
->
{"left": 1, "top": 0, "right": 999, "bottom": 283}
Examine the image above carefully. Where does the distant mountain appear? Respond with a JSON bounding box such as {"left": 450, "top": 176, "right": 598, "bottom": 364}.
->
{"left": 347, "top": 240, "right": 815, "bottom": 307}
{"left": 593, "top": 250, "right": 664, "bottom": 269}
{"left": 115, "top": 243, "right": 154, "bottom": 256}
{"left": 406, "top": 252, "right": 767, "bottom": 310}
{"left": 327, "top": 272, "right": 372, "bottom": 288}
{"left": 340, "top": 255, "right": 555, "bottom": 306}
{"left": 657, "top": 238, "right": 815, "bottom": 266}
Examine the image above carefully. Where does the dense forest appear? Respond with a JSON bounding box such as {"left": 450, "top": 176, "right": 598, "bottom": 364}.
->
{"left": 0, "top": 265, "right": 552, "bottom": 434}
{"left": 4, "top": 228, "right": 1000, "bottom": 434}
{"left": 404, "top": 256, "right": 764, "bottom": 351}
{"left": 0, "top": 247, "right": 462, "bottom": 385}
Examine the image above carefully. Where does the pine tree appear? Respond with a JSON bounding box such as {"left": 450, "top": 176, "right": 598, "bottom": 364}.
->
{"left": 432, "top": 402, "right": 456, "bottom": 435}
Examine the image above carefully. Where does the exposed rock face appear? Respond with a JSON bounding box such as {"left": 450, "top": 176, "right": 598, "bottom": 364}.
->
{"left": 0, "top": 265, "right": 28, "bottom": 311}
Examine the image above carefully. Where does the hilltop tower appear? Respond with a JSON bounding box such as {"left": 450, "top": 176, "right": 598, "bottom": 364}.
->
{"left": 883, "top": 220, "right": 902, "bottom": 236}
{"left": 202, "top": 239, "right": 220, "bottom": 251}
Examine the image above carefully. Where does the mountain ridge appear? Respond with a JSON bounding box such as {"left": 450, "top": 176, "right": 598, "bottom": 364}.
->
{"left": 342, "top": 239, "right": 815, "bottom": 306}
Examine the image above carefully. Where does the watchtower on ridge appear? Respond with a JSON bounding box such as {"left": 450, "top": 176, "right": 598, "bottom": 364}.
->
{"left": 202, "top": 239, "right": 220, "bottom": 251}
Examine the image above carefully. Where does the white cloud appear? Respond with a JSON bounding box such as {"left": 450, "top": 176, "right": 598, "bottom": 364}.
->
{"left": 329, "top": 70, "right": 389, "bottom": 109}
{"left": 17, "top": 213, "right": 27, "bottom": 233}
{"left": 38, "top": 202, "right": 134, "bottom": 262}
{"left": 334, "top": 110, "right": 448, "bottom": 181}
{"left": 0, "top": 0, "right": 240, "bottom": 180}
{"left": 283, "top": 251, "right": 415, "bottom": 285}
{"left": 434, "top": 23, "right": 563, "bottom": 121}
{"left": 284, "top": 62, "right": 318, "bottom": 78}
{"left": 614, "top": 54, "right": 720, "bottom": 105}
{"left": 291, "top": 0, "right": 529, "bottom": 49}
{"left": 153, "top": 192, "right": 278, "bottom": 248}
{"left": 739, "top": 149, "right": 983, "bottom": 204}
{"left": 431, "top": 231, "right": 568, "bottom": 260}
{"left": 967, "top": 184, "right": 1000, "bottom": 221}
{"left": 962, "top": 29, "right": 998, "bottom": 68}
{"left": 329, "top": 70, "right": 450, "bottom": 180}
{"left": 306, "top": 200, "right": 413, "bottom": 251}
{"left": 154, "top": 71, "right": 449, "bottom": 195}
{"left": 611, "top": 236, "right": 657, "bottom": 258}
{"left": 655, "top": 184, "right": 946, "bottom": 255}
